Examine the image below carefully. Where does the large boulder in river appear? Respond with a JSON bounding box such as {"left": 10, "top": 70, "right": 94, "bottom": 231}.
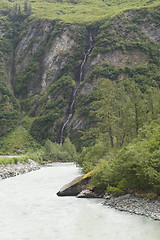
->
{"left": 57, "top": 171, "right": 93, "bottom": 196}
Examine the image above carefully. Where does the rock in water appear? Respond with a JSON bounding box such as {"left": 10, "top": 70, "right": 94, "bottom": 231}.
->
{"left": 77, "top": 189, "right": 98, "bottom": 198}
{"left": 57, "top": 171, "right": 93, "bottom": 196}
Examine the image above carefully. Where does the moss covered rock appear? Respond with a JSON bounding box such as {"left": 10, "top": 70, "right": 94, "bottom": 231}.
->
{"left": 57, "top": 171, "right": 93, "bottom": 196}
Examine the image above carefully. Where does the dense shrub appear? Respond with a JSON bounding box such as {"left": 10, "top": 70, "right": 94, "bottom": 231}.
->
{"left": 79, "top": 143, "right": 108, "bottom": 173}
{"left": 85, "top": 119, "right": 160, "bottom": 195}
{"left": 27, "top": 138, "right": 79, "bottom": 163}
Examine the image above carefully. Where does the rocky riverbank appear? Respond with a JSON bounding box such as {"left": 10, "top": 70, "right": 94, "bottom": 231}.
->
{"left": 0, "top": 159, "right": 40, "bottom": 180}
{"left": 58, "top": 172, "right": 160, "bottom": 221}
{"left": 104, "top": 194, "right": 160, "bottom": 221}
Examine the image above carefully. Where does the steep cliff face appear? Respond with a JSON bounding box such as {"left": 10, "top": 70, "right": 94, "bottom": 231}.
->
{"left": 1, "top": 6, "right": 160, "bottom": 148}
{"left": 10, "top": 18, "right": 89, "bottom": 143}
{"left": 14, "top": 20, "right": 77, "bottom": 96}
{"left": 70, "top": 8, "right": 160, "bottom": 148}
{"left": 15, "top": 20, "right": 53, "bottom": 76}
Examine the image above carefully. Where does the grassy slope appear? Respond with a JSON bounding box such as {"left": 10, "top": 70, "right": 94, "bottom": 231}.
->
{"left": 1, "top": 0, "right": 160, "bottom": 23}
{"left": 0, "top": 127, "right": 40, "bottom": 154}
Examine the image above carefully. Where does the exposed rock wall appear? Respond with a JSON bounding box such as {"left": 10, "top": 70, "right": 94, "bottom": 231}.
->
{"left": 15, "top": 21, "right": 77, "bottom": 96}
{"left": 15, "top": 20, "right": 53, "bottom": 74}
{"left": 41, "top": 28, "right": 76, "bottom": 94}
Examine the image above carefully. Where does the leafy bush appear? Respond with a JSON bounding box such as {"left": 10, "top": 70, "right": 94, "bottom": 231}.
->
{"left": 27, "top": 138, "right": 79, "bottom": 163}
{"left": 79, "top": 143, "right": 108, "bottom": 173}
{"left": 91, "top": 159, "right": 111, "bottom": 192}
{"left": 42, "top": 138, "right": 79, "bottom": 162}
{"left": 26, "top": 147, "right": 44, "bottom": 163}
{"left": 106, "top": 186, "right": 123, "bottom": 197}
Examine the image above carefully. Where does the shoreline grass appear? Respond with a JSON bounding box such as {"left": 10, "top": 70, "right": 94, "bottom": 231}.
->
{"left": 0, "top": 155, "right": 29, "bottom": 165}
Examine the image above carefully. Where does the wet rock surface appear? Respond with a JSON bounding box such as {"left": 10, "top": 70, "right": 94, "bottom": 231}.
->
{"left": 0, "top": 159, "right": 40, "bottom": 180}
{"left": 77, "top": 189, "right": 102, "bottom": 198}
{"left": 104, "top": 194, "right": 160, "bottom": 221}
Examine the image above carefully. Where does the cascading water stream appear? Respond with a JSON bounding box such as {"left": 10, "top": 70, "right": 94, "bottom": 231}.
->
{"left": 60, "top": 29, "right": 94, "bottom": 144}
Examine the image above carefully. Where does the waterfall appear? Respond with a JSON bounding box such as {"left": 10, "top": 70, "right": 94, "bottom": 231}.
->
{"left": 60, "top": 29, "right": 94, "bottom": 144}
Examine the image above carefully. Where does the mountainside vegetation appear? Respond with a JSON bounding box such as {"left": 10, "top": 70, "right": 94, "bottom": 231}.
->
{"left": 1, "top": 0, "right": 160, "bottom": 23}
{"left": 0, "top": 0, "right": 160, "bottom": 196}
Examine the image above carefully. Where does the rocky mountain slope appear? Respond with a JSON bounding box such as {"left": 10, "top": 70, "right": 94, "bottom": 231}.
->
{"left": 0, "top": 2, "right": 160, "bottom": 151}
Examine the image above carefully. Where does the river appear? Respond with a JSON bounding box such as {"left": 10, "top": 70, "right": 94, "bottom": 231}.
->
{"left": 0, "top": 163, "right": 160, "bottom": 240}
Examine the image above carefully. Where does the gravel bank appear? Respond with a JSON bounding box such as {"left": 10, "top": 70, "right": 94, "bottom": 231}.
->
{"left": 104, "top": 194, "right": 160, "bottom": 221}
{"left": 0, "top": 159, "right": 40, "bottom": 180}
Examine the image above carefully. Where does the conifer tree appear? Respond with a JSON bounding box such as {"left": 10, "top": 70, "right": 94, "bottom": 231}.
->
{"left": 24, "top": 0, "right": 28, "bottom": 13}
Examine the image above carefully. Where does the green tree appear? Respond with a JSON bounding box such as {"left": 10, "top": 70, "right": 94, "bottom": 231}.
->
{"left": 145, "top": 86, "right": 160, "bottom": 121}
{"left": 24, "top": 0, "right": 32, "bottom": 15}
{"left": 24, "top": 0, "right": 28, "bottom": 13}
{"left": 63, "top": 138, "right": 79, "bottom": 162}
{"left": 42, "top": 138, "right": 79, "bottom": 162}
{"left": 126, "top": 81, "right": 147, "bottom": 136}
{"left": 88, "top": 78, "right": 134, "bottom": 148}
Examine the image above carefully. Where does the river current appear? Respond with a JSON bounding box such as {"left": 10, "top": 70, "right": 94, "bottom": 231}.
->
{"left": 0, "top": 163, "right": 160, "bottom": 240}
